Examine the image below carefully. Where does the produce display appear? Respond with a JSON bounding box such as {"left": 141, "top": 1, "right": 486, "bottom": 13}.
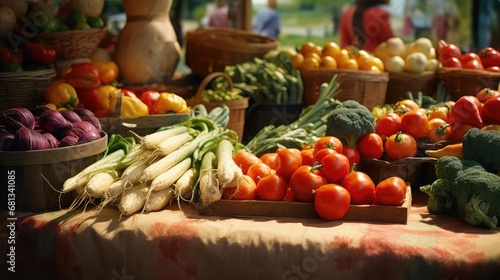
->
{"left": 1, "top": 17, "right": 499, "bottom": 231}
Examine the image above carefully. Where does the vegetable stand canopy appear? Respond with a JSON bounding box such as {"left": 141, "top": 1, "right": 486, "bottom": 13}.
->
{"left": 1, "top": 191, "right": 499, "bottom": 280}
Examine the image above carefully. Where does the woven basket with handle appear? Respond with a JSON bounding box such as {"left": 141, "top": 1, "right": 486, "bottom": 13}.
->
{"left": 185, "top": 27, "right": 278, "bottom": 78}
{"left": 187, "top": 72, "right": 248, "bottom": 140}
{"left": 301, "top": 69, "right": 388, "bottom": 110}
{"left": 439, "top": 67, "right": 500, "bottom": 101}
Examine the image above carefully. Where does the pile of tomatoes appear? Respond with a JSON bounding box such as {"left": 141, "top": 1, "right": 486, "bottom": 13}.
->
{"left": 438, "top": 41, "right": 500, "bottom": 72}
{"left": 291, "top": 41, "right": 384, "bottom": 72}
{"left": 225, "top": 137, "right": 408, "bottom": 221}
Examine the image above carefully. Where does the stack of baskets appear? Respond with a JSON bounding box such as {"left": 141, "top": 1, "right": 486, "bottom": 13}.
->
{"left": 185, "top": 27, "right": 278, "bottom": 78}
{"left": 186, "top": 72, "right": 249, "bottom": 140}
{"left": 384, "top": 71, "right": 440, "bottom": 104}
{"left": 0, "top": 69, "right": 56, "bottom": 111}
{"left": 301, "top": 69, "right": 389, "bottom": 110}
{"left": 439, "top": 67, "right": 500, "bottom": 100}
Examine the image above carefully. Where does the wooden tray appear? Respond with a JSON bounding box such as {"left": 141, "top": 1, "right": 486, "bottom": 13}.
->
{"left": 99, "top": 113, "right": 190, "bottom": 137}
{"left": 195, "top": 186, "right": 412, "bottom": 224}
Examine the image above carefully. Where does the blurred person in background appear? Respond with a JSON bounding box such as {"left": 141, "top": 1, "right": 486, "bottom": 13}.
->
{"left": 207, "top": 0, "right": 229, "bottom": 27}
{"left": 339, "top": 0, "right": 395, "bottom": 52}
{"left": 427, "top": 0, "right": 459, "bottom": 43}
{"left": 253, "top": 0, "right": 280, "bottom": 39}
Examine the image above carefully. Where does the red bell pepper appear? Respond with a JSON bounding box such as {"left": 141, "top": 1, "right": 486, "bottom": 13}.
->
{"left": 121, "top": 89, "right": 138, "bottom": 99}
{"left": 23, "top": 42, "right": 56, "bottom": 66}
{"left": 0, "top": 47, "right": 23, "bottom": 66}
{"left": 449, "top": 96, "right": 484, "bottom": 128}
{"left": 75, "top": 88, "right": 108, "bottom": 116}
{"left": 65, "top": 63, "right": 101, "bottom": 90}
{"left": 482, "top": 97, "right": 500, "bottom": 125}
{"left": 139, "top": 90, "right": 160, "bottom": 114}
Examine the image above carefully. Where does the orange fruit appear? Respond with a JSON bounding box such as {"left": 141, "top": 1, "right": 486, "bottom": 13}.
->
{"left": 305, "top": 52, "right": 322, "bottom": 62}
{"left": 301, "top": 42, "right": 320, "bottom": 57}
{"left": 339, "top": 58, "right": 359, "bottom": 70}
{"left": 333, "top": 49, "right": 350, "bottom": 66}
{"left": 324, "top": 42, "right": 341, "bottom": 54}
{"left": 320, "top": 56, "right": 337, "bottom": 69}
{"left": 290, "top": 53, "right": 304, "bottom": 69}
{"left": 372, "top": 57, "right": 385, "bottom": 72}
{"left": 355, "top": 50, "right": 375, "bottom": 70}
{"left": 301, "top": 56, "right": 321, "bottom": 70}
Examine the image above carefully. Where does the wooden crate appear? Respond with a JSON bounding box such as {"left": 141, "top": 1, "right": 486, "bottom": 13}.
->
{"left": 195, "top": 186, "right": 412, "bottom": 224}
{"left": 99, "top": 113, "right": 190, "bottom": 137}
{"left": 0, "top": 134, "right": 108, "bottom": 212}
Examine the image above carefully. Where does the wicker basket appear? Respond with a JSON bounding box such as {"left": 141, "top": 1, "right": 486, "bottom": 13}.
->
{"left": 301, "top": 69, "right": 388, "bottom": 110}
{"left": 439, "top": 67, "right": 500, "bottom": 101}
{"left": 37, "top": 25, "right": 108, "bottom": 60}
{"left": 0, "top": 133, "right": 108, "bottom": 211}
{"left": 358, "top": 157, "right": 437, "bottom": 187}
{"left": 385, "top": 71, "right": 440, "bottom": 104}
{"left": 187, "top": 72, "right": 249, "bottom": 140}
{"left": 0, "top": 68, "right": 56, "bottom": 112}
{"left": 185, "top": 27, "right": 279, "bottom": 78}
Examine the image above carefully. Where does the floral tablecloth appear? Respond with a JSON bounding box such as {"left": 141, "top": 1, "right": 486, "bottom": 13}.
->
{"left": 1, "top": 191, "right": 499, "bottom": 280}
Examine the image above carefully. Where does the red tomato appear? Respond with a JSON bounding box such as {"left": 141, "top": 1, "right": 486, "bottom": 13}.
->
{"left": 313, "top": 136, "right": 343, "bottom": 154}
{"left": 478, "top": 47, "right": 500, "bottom": 68}
{"left": 256, "top": 173, "right": 287, "bottom": 201}
{"left": 374, "top": 177, "right": 407, "bottom": 206}
{"left": 260, "top": 153, "right": 278, "bottom": 169}
{"left": 461, "top": 52, "right": 481, "bottom": 65}
{"left": 384, "top": 132, "right": 417, "bottom": 160}
{"left": 427, "top": 118, "right": 452, "bottom": 143}
{"left": 222, "top": 175, "right": 257, "bottom": 200}
{"left": 341, "top": 146, "right": 361, "bottom": 167}
{"left": 121, "top": 89, "right": 138, "bottom": 99}
{"left": 375, "top": 112, "right": 402, "bottom": 138}
{"left": 400, "top": 108, "right": 429, "bottom": 140}
{"left": 441, "top": 57, "right": 462, "bottom": 68}
{"left": 356, "top": 133, "right": 384, "bottom": 159}
{"left": 342, "top": 170, "right": 375, "bottom": 205}
{"left": 463, "top": 59, "right": 484, "bottom": 70}
{"left": 320, "top": 152, "right": 351, "bottom": 183}
{"left": 300, "top": 148, "right": 315, "bottom": 166}
{"left": 289, "top": 165, "right": 328, "bottom": 202}
{"left": 439, "top": 43, "right": 462, "bottom": 64}
{"left": 312, "top": 148, "right": 337, "bottom": 165}
{"left": 274, "top": 148, "right": 302, "bottom": 180}
{"left": 233, "top": 150, "right": 262, "bottom": 175}
{"left": 482, "top": 97, "right": 500, "bottom": 125}
{"left": 485, "top": 66, "right": 500, "bottom": 72}
{"left": 314, "top": 184, "right": 351, "bottom": 220}
{"left": 247, "top": 162, "right": 274, "bottom": 184}
{"left": 283, "top": 187, "right": 295, "bottom": 202}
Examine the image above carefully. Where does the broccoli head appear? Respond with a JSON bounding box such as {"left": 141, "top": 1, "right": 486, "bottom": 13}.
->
{"left": 452, "top": 167, "right": 500, "bottom": 229}
{"left": 434, "top": 156, "right": 483, "bottom": 181}
{"left": 462, "top": 128, "right": 500, "bottom": 173}
{"left": 325, "top": 100, "right": 376, "bottom": 147}
{"left": 420, "top": 178, "right": 456, "bottom": 215}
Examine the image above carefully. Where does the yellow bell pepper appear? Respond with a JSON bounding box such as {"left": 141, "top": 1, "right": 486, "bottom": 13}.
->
{"left": 154, "top": 92, "right": 188, "bottom": 114}
{"left": 110, "top": 94, "right": 149, "bottom": 118}
{"left": 44, "top": 79, "right": 79, "bottom": 109}
{"left": 96, "top": 61, "right": 119, "bottom": 84}
{"left": 97, "top": 85, "right": 121, "bottom": 112}
{"left": 482, "top": 124, "right": 500, "bottom": 132}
